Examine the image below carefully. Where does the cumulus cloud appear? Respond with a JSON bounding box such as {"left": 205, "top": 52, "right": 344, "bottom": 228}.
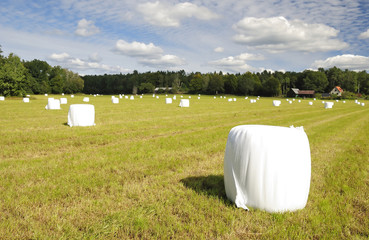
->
{"left": 209, "top": 53, "right": 263, "bottom": 73}
{"left": 113, "top": 40, "right": 163, "bottom": 58}
{"left": 49, "top": 52, "right": 129, "bottom": 73}
{"left": 233, "top": 16, "right": 348, "bottom": 53}
{"left": 137, "top": 1, "right": 219, "bottom": 27}
{"left": 75, "top": 18, "right": 100, "bottom": 37}
{"left": 88, "top": 52, "right": 102, "bottom": 62}
{"left": 312, "top": 54, "right": 369, "bottom": 71}
{"left": 113, "top": 39, "right": 185, "bottom": 68}
{"left": 139, "top": 55, "right": 186, "bottom": 67}
{"left": 359, "top": 29, "right": 369, "bottom": 39}
{"left": 214, "top": 47, "right": 224, "bottom": 53}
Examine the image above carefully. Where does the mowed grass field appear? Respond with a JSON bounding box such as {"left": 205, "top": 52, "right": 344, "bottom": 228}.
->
{"left": 0, "top": 94, "right": 368, "bottom": 239}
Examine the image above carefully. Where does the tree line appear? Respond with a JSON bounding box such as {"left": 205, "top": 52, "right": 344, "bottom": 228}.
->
{"left": 0, "top": 47, "right": 84, "bottom": 97}
{"left": 83, "top": 68, "right": 369, "bottom": 97}
{"left": 2, "top": 46, "right": 369, "bottom": 97}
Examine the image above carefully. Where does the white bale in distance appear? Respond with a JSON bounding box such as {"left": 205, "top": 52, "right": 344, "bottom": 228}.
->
{"left": 314, "top": 98, "right": 316, "bottom": 100}
{"left": 245, "top": 97, "right": 248, "bottom": 99}
{"left": 198, "top": 97, "right": 200, "bottom": 99}
{"left": 181, "top": 95, "right": 183, "bottom": 98}
{"left": 130, "top": 96, "right": 134, "bottom": 100}
{"left": 293, "top": 99, "right": 295, "bottom": 101}
{"left": 361, "top": 103, "right": 365, "bottom": 106}
{"left": 228, "top": 98, "right": 233, "bottom": 102}
{"left": 179, "top": 99, "right": 189, "bottom": 107}
{"left": 257, "top": 98, "right": 260, "bottom": 100}
{"left": 289, "top": 101, "right": 292, "bottom": 104}
{"left": 189, "top": 96, "right": 192, "bottom": 99}
{"left": 83, "top": 97, "right": 89, "bottom": 102}
{"left": 322, "top": 101, "right": 325, "bottom": 104}
{"left": 111, "top": 96, "right": 115, "bottom": 99}
{"left": 0, "top": 96, "right": 4, "bottom": 101}
{"left": 60, "top": 98, "right": 67, "bottom": 104}
{"left": 140, "top": 96, "right": 143, "bottom": 99}
{"left": 125, "top": 96, "right": 128, "bottom": 99}
{"left": 309, "top": 102, "right": 313, "bottom": 105}
{"left": 355, "top": 100, "right": 358, "bottom": 103}
{"left": 23, "top": 98, "right": 30, "bottom": 103}
{"left": 156, "top": 96, "right": 159, "bottom": 99}
{"left": 286, "top": 99, "right": 289, "bottom": 101}
{"left": 273, "top": 100, "right": 281, "bottom": 106}
{"left": 112, "top": 97, "right": 119, "bottom": 104}
{"left": 153, "top": 94, "right": 155, "bottom": 97}
{"left": 224, "top": 96, "right": 227, "bottom": 99}
{"left": 336, "top": 100, "right": 339, "bottom": 102}
{"left": 119, "top": 95, "right": 122, "bottom": 99}
{"left": 71, "top": 95, "right": 74, "bottom": 98}
{"left": 26, "top": 95, "right": 30, "bottom": 97}
{"left": 220, "top": 96, "right": 223, "bottom": 99}
{"left": 343, "top": 101, "right": 346, "bottom": 103}
{"left": 233, "top": 98, "right": 237, "bottom": 101}
{"left": 45, "top": 94, "right": 48, "bottom": 96}
{"left": 45, "top": 99, "right": 61, "bottom": 110}
{"left": 165, "top": 98, "right": 172, "bottom": 104}
{"left": 214, "top": 96, "right": 216, "bottom": 99}
{"left": 224, "top": 125, "right": 311, "bottom": 212}
{"left": 94, "top": 94, "right": 96, "bottom": 97}
{"left": 68, "top": 104, "right": 95, "bottom": 127}
{"left": 298, "top": 100, "right": 301, "bottom": 103}
{"left": 62, "top": 93, "right": 64, "bottom": 96}
{"left": 173, "top": 96, "right": 176, "bottom": 100}
{"left": 324, "top": 102, "right": 334, "bottom": 109}
{"left": 166, "top": 94, "right": 168, "bottom": 97}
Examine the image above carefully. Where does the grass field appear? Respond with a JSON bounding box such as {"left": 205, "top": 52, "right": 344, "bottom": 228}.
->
{"left": 0, "top": 94, "right": 368, "bottom": 239}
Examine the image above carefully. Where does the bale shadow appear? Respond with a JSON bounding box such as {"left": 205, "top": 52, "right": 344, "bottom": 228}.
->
{"left": 180, "top": 174, "right": 232, "bottom": 205}
{"left": 63, "top": 122, "right": 69, "bottom": 126}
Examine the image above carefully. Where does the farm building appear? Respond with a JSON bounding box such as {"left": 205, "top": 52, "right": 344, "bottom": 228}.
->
{"left": 287, "top": 88, "right": 315, "bottom": 98}
{"left": 330, "top": 86, "right": 343, "bottom": 96}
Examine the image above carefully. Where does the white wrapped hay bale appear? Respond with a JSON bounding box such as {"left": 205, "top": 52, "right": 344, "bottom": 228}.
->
{"left": 140, "top": 96, "right": 143, "bottom": 99}
{"left": 45, "top": 99, "right": 61, "bottom": 110}
{"left": 0, "top": 96, "right": 5, "bottom": 101}
{"left": 165, "top": 98, "right": 172, "bottom": 104}
{"left": 179, "top": 99, "right": 189, "bottom": 107}
{"left": 224, "top": 125, "right": 311, "bottom": 212}
{"left": 361, "top": 103, "right": 365, "bottom": 106}
{"left": 355, "top": 100, "right": 358, "bottom": 103}
{"left": 112, "top": 97, "right": 119, "bottom": 104}
{"left": 228, "top": 98, "right": 233, "bottom": 102}
{"left": 130, "top": 96, "right": 134, "bottom": 100}
{"left": 273, "top": 100, "right": 281, "bottom": 106}
{"left": 298, "top": 100, "right": 301, "bottom": 103}
{"left": 125, "top": 96, "right": 128, "bottom": 99}
{"left": 173, "top": 96, "right": 177, "bottom": 100}
{"left": 308, "top": 101, "right": 313, "bottom": 106}
{"left": 245, "top": 97, "right": 248, "bottom": 99}
{"left": 83, "top": 97, "right": 89, "bottom": 102}
{"left": 60, "top": 98, "right": 67, "bottom": 104}
{"left": 71, "top": 95, "right": 74, "bottom": 98}
{"left": 23, "top": 97, "right": 30, "bottom": 103}
{"left": 45, "top": 94, "right": 48, "bottom": 96}
{"left": 324, "top": 102, "right": 334, "bottom": 109}
{"left": 68, "top": 104, "right": 95, "bottom": 127}
{"left": 289, "top": 101, "right": 292, "bottom": 104}
{"left": 343, "top": 101, "right": 346, "bottom": 103}
{"left": 233, "top": 98, "right": 237, "bottom": 101}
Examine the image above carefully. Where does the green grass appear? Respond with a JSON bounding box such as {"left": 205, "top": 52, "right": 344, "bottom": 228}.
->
{"left": 0, "top": 94, "right": 368, "bottom": 239}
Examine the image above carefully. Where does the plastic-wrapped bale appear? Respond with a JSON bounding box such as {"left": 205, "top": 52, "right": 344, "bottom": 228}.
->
{"left": 68, "top": 104, "right": 95, "bottom": 127}
{"left": 228, "top": 98, "right": 233, "bottom": 102}
{"left": 224, "top": 125, "right": 311, "bottom": 213}
{"left": 130, "top": 96, "right": 134, "bottom": 100}
{"left": 60, "top": 98, "right": 67, "bottom": 104}
{"left": 83, "top": 97, "right": 89, "bottom": 102}
{"left": 23, "top": 98, "right": 30, "bottom": 103}
{"left": 173, "top": 96, "right": 177, "bottom": 100}
{"left": 289, "top": 101, "right": 292, "bottom": 104}
{"left": 45, "top": 99, "right": 61, "bottom": 110}
{"left": 233, "top": 98, "right": 237, "bottom": 101}
{"left": 361, "top": 103, "right": 365, "bottom": 106}
{"left": 324, "top": 102, "right": 334, "bottom": 109}
{"left": 166, "top": 98, "right": 172, "bottom": 104}
{"left": 273, "top": 100, "right": 281, "bottom": 106}
{"left": 0, "top": 96, "right": 4, "bottom": 101}
{"left": 112, "top": 97, "right": 119, "bottom": 104}
{"left": 71, "top": 95, "right": 74, "bottom": 98}
{"left": 309, "top": 101, "right": 313, "bottom": 106}
{"left": 179, "top": 99, "right": 189, "bottom": 107}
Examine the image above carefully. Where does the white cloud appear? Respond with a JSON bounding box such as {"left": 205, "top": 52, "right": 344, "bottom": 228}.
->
{"left": 113, "top": 39, "right": 163, "bottom": 58}
{"left": 50, "top": 52, "right": 70, "bottom": 62}
{"left": 49, "top": 52, "right": 130, "bottom": 73}
{"left": 209, "top": 53, "right": 263, "bottom": 73}
{"left": 88, "top": 52, "right": 102, "bottom": 62}
{"left": 214, "top": 47, "right": 224, "bottom": 53}
{"left": 137, "top": 1, "right": 219, "bottom": 27}
{"left": 75, "top": 18, "right": 100, "bottom": 37}
{"left": 233, "top": 16, "right": 348, "bottom": 53}
{"left": 359, "top": 29, "right": 369, "bottom": 39}
{"left": 139, "top": 55, "right": 186, "bottom": 67}
{"left": 312, "top": 54, "right": 369, "bottom": 71}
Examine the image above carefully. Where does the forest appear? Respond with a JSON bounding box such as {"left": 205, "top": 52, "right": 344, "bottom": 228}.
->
{"left": 1, "top": 47, "right": 369, "bottom": 98}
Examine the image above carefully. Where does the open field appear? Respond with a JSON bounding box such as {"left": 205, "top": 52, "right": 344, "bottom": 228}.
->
{"left": 0, "top": 94, "right": 368, "bottom": 239}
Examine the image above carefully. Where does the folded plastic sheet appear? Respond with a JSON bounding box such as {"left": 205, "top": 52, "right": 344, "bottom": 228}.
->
{"left": 179, "top": 99, "right": 189, "bottom": 107}
{"left": 68, "top": 104, "right": 95, "bottom": 127}
{"left": 224, "top": 125, "right": 311, "bottom": 212}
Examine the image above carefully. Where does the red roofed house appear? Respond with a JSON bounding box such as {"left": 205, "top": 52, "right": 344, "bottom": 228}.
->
{"left": 330, "top": 86, "right": 343, "bottom": 96}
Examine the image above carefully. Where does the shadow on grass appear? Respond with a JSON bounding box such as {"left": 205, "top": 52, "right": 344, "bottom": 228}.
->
{"left": 63, "top": 122, "right": 69, "bottom": 126}
{"left": 181, "top": 174, "right": 232, "bottom": 205}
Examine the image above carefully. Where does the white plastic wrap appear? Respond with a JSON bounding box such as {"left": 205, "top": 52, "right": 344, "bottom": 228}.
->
{"left": 224, "top": 125, "right": 311, "bottom": 212}
{"left": 179, "top": 99, "right": 189, "bottom": 107}
{"left": 273, "top": 100, "right": 281, "bottom": 106}
{"left": 45, "top": 99, "right": 61, "bottom": 110}
{"left": 165, "top": 98, "right": 172, "bottom": 104}
{"left": 324, "top": 102, "right": 334, "bottom": 109}
{"left": 68, "top": 104, "right": 95, "bottom": 127}
{"left": 60, "top": 98, "right": 67, "bottom": 104}
{"left": 0, "top": 96, "right": 5, "bottom": 101}
{"left": 23, "top": 98, "right": 30, "bottom": 103}
{"left": 83, "top": 97, "right": 89, "bottom": 102}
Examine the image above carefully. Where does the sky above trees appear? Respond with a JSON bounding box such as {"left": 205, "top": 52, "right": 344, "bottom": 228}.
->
{"left": 1, "top": 0, "right": 369, "bottom": 75}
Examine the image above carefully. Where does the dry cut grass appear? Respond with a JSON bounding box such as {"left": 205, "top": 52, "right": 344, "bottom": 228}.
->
{"left": 0, "top": 95, "right": 368, "bottom": 239}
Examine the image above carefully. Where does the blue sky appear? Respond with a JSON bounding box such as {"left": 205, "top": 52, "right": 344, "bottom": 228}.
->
{"left": 1, "top": 0, "right": 369, "bottom": 75}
